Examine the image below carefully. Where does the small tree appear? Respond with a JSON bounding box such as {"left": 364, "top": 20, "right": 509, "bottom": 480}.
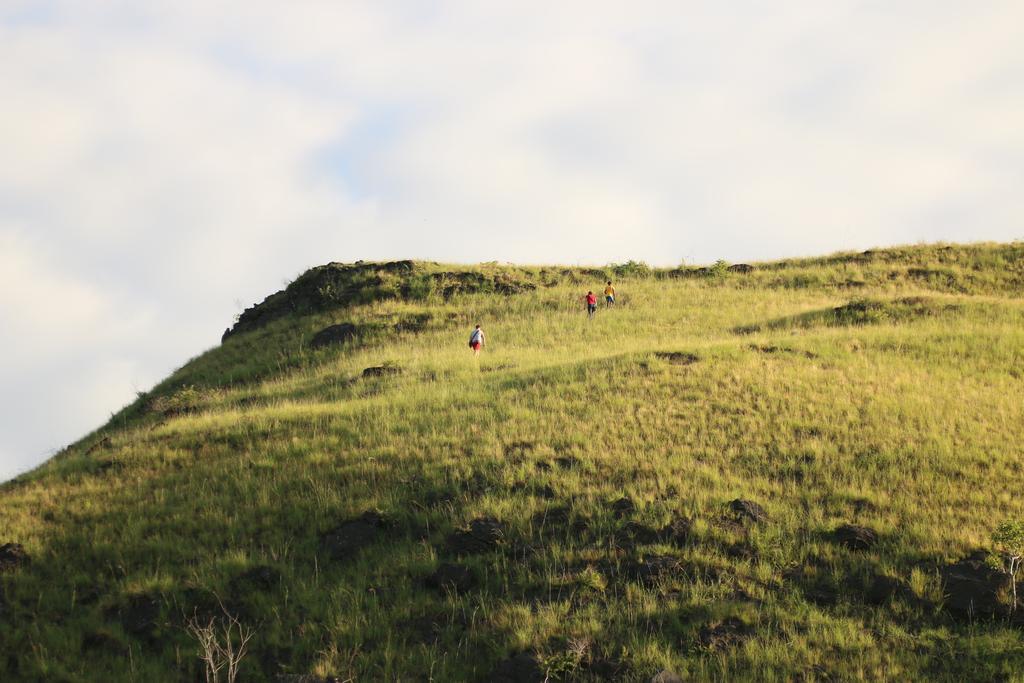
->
{"left": 186, "top": 602, "right": 256, "bottom": 683}
{"left": 991, "top": 520, "right": 1024, "bottom": 612}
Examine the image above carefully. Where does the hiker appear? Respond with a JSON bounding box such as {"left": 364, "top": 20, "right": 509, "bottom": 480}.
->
{"left": 585, "top": 291, "right": 598, "bottom": 318}
{"left": 468, "top": 324, "right": 485, "bottom": 355}
{"left": 604, "top": 281, "right": 616, "bottom": 307}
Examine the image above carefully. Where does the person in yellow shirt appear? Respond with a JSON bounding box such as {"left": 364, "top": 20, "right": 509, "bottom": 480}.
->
{"left": 604, "top": 281, "right": 616, "bottom": 307}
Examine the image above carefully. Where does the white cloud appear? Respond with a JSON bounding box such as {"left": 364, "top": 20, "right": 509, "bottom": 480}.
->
{"left": 1, "top": 1, "right": 1023, "bottom": 477}
{"left": 0, "top": 230, "right": 108, "bottom": 346}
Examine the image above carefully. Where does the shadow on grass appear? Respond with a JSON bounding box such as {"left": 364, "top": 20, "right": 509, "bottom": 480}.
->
{"left": 733, "top": 297, "right": 963, "bottom": 334}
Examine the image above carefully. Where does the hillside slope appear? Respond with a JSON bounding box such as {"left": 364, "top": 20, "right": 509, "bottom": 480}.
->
{"left": 2, "top": 242, "right": 1024, "bottom": 681}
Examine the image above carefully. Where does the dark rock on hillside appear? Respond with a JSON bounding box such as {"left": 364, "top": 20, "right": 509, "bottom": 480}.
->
{"left": 714, "top": 516, "right": 746, "bottom": 535}
{"left": 91, "top": 459, "right": 121, "bottom": 476}
{"left": 782, "top": 556, "right": 844, "bottom": 606}
{"left": 571, "top": 516, "right": 592, "bottom": 535}
{"left": 555, "top": 455, "right": 582, "bottom": 469}
{"left": 504, "top": 441, "right": 535, "bottom": 459}
{"left": 76, "top": 585, "right": 102, "bottom": 607}
{"left": 530, "top": 484, "right": 556, "bottom": 499}
{"left": 403, "top": 614, "right": 443, "bottom": 645}
{"left": 750, "top": 344, "right": 784, "bottom": 354}
{"left": 728, "top": 499, "right": 768, "bottom": 523}
{"left": 654, "top": 351, "right": 700, "bottom": 365}
{"left": 728, "top": 263, "right": 755, "bottom": 273}
{"left": 865, "top": 574, "right": 910, "bottom": 606}
{"left": 586, "top": 651, "right": 634, "bottom": 679}
{"left": 230, "top": 565, "right": 281, "bottom": 594}
{"left": 804, "top": 584, "right": 841, "bottom": 608}
{"left": 697, "top": 617, "right": 753, "bottom": 651}
{"left": 509, "top": 481, "right": 555, "bottom": 499}
{"left": 447, "top": 517, "right": 506, "bottom": 554}
{"left": 254, "top": 645, "right": 295, "bottom": 678}
{"left": 660, "top": 516, "right": 693, "bottom": 545}
{"left": 373, "top": 259, "right": 415, "bottom": 273}
{"left": 611, "top": 497, "right": 636, "bottom": 518}
{"left": 116, "top": 593, "right": 162, "bottom": 636}
{"left": 455, "top": 472, "right": 491, "bottom": 498}
{"left": 362, "top": 364, "right": 402, "bottom": 378}
{"left": 670, "top": 266, "right": 713, "bottom": 278}
{"left": 435, "top": 271, "right": 488, "bottom": 299}
{"left": 426, "top": 562, "right": 476, "bottom": 593}
{"left": 393, "top": 313, "right": 432, "bottom": 333}
{"left": 626, "top": 554, "right": 683, "bottom": 585}
{"left": 310, "top": 323, "right": 360, "bottom": 349}
{"left": 749, "top": 344, "right": 818, "bottom": 358}
{"left": 532, "top": 505, "right": 572, "bottom": 530}
{"left": 832, "top": 524, "right": 878, "bottom": 551}
{"left": 321, "top": 511, "right": 389, "bottom": 560}
{"left": 421, "top": 486, "right": 458, "bottom": 508}
{"left": 616, "top": 521, "right": 661, "bottom": 547}
{"left": 0, "top": 543, "right": 29, "bottom": 572}
{"left": 81, "top": 630, "right": 129, "bottom": 656}
{"left": 84, "top": 436, "right": 113, "bottom": 457}
{"left": 788, "top": 569, "right": 841, "bottom": 607}
{"left": 940, "top": 551, "right": 1008, "bottom": 620}
{"left": 176, "top": 587, "right": 224, "bottom": 625}
{"left": 402, "top": 609, "right": 468, "bottom": 644}
{"left": 745, "top": 344, "right": 815, "bottom": 360}
{"left": 489, "top": 652, "right": 545, "bottom": 683}
{"left": 725, "top": 541, "right": 758, "bottom": 561}
{"left": 493, "top": 275, "right": 537, "bottom": 296}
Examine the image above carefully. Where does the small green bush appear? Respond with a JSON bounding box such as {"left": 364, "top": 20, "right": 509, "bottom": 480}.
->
{"left": 609, "top": 260, "right": 652, "bottom": 279}
{"left": 150, "top": 385, "right": 204, "bottom": 417}
{"left": 991, "top": 520, "right": 1024, "bottom": 612}
{"left": 785, "top": 272, "right": 823, "bottom": 289}
{"left": 403, "top": 273, "right": 435, "bottom": 301}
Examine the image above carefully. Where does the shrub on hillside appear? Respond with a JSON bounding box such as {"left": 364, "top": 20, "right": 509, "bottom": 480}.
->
{"left": 783, "top": 271, "right": 825, "bottom": 289}
{"left": 990, "top": 520, "right": 1024, "bottom": 612}
{"left": 150, "top": 385, "right": 204, "bottom": 417}
{"left": 402, "top": 273, "right": 436, "bottom": 301}
{"left": 609, "top": 260, "right": 652, "bottom": 278}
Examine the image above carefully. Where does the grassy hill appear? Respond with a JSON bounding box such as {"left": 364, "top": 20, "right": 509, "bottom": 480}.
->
{"left": 2, "top": 242, "right": 1024, "bottom": 682}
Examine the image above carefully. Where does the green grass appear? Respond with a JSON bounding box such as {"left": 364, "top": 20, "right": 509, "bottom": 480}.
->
{"left": 2, "top": 242, "right": 1024, "bottom": 681}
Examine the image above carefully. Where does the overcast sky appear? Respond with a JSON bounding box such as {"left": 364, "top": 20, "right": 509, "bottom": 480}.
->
{"left": 2, "top": 1, "right": 1022, "bottom": 481}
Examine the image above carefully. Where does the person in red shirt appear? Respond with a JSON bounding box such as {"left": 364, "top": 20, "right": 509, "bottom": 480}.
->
{"left": 585, "top": 291, "right": 597, "bottom": 318}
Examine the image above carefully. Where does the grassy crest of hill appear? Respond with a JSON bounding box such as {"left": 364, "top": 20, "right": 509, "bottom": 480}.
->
{"left": 2, "top": 242, "right": 1024, "bottom": 681}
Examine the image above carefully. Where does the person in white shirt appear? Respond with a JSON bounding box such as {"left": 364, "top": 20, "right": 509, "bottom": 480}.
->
{"left": 468, "top": 325, "right": 485, "bottom": 356}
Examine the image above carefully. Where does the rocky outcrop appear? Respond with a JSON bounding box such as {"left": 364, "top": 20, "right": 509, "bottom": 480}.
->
{"left": 320, "top": 511, "right": 390, "bottom": 561}
{"left": 310, "top": 323, "right": 361, "bottom": 349}
{"left": 728, "top": 499, "right": 767, "bottom": 523}
{"left": 223, "top": 261, "right": 539, "bottom": 341}
{"left": 832, "top": 524, "right": 879, "bottom": 551}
